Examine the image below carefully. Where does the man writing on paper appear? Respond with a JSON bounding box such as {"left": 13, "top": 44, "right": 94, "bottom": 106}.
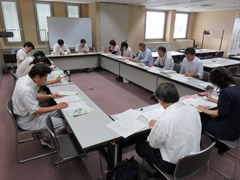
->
{"left": 136, "top": 83, "right": 201, "bottom": 176}
{"left": 75, "top": 39, "right": 89, "bottom": 53}
{"left": 180, "top": 47, "right": 204, "bottom": 79}
{"left": 129, "top": 43, "right": 153, "bottom": 66}
{"left": 16, "top": 41, "right": 35, "bottom": 66}
{"left": 12, "top": 64, "right": 68, "bottom": 148}
{"left": 53, "top": 39, "right": 71, "bottom": 55}
{"left": 149, "top": 46, "right": 174, "bottom": 70}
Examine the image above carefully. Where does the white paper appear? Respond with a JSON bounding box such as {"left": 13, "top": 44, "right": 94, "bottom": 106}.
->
{"left": 63, "top": 101, "right": 92, "bottom": 111}
{"left": 58, "top": 91, "right": 79, "bottom": 96}
{"left": 55, "top": 95, "right": 82, "bottom": 104}
{"left": 148, "top": 66, "right": 161, "bottom": 74}
{"left": 107, "top": 119, "right": 147, "bottom": 138}
{"left": 142, "top": 107, "right": 165, "bottom": 121}
{"left": 170, "top": 74, "right": 192, "bottom": 82}
{"left": 50, "top": 70, "right": 64, "bottom": 76}
{"left": 181, "top": 97, "right": 217, "bottom": 109}
{"left": 115, "top": 109, "right": 142, "bottom": 121}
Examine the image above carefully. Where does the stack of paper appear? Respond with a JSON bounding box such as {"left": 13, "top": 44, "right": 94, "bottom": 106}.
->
{"left": 142, "top": 107, "right": 165, "bottom": 121}
{"left": 170, "top": 74, "right": 192, "bottom": 82}
{"left": 107, "top": 109, "right": 146, "bottom": 138}
{"left": 63, "top": 101, "right": 93, "bottom": 117}
{"left": 160, "top": 70, "right": 177, "bottom": 76}
{"left": 181, "top": 97, "right": 217, "bottom": 109}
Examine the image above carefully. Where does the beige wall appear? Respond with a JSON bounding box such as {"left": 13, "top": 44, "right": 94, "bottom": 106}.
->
{"left": 81, "top": 4, "right": 89, "bottom": 17}
{"left": 53, "top": 2, "right": 66, "bottom": 17}
{"left": 189, "top": 9, "right": 240, "bottom": 54}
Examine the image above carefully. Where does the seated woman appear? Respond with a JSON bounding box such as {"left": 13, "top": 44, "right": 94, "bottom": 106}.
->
{"left": 121, "top": 41, "right": 133, "bottom": 58}
{"left": 198, "top": 66, "right": 240, "bottom": 154}
{"left": 107, "top": 39, "right": 121, "bottom": 56}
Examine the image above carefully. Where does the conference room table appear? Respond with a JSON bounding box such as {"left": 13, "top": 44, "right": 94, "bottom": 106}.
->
{"left": 202, "top": 57, "right": 240, "bottom": 71}
{"left": 229, "top": 55, "right": 240, "bottom": 61}
{"left": 178, "top": 48, "right": 224, "bottom": 58}
{"left": 47, "top": 52, "right": 214, "bottom": 168}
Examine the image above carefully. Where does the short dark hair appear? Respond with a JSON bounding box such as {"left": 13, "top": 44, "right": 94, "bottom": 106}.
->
{"left": 139, "top": 43, "right": 146, "bottom": 48}
{"left": 185, "top": 47, "right": 196, "bottom": 55}
{"left": 23, "top": 41, "right": 35, "bottom": 50}
{"left": 30, "top": 56, "right": 51, "bottom": 66}
{"left": 209, "top": 66, "right": 235, "bottom": 89}
{"left": 58, "top": 39, "right": 64, "bottom": 45}
{"left": 32, "top": 51, "right": 45, "bottom": 60}
{"left": 157, "top": 46, "right": 166, "bottom": 53}
{"left": 155, "top": 83, "right": 179, "bottom": 103}
{"left": 109, "top": 40, "right": 116, "bottom": 46}
{"left": 29, "top": 64, "right": 51, "bottom": 78}
{"left": 80, "top": 39, "right": 86, "bottom": 43}
{"left": 121, "top": 41, "right": 128, "bottom": 48}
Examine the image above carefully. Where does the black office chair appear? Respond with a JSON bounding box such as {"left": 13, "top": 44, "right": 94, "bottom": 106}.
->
{"left": 6, "top": 99, "right": 52, "bottom": 163}
{"left": 234, "top": 77, "right": 240, "bottom": 87}
{"left": 216, "top": 51, "right": 224, "bottom": 57}
{"left": 202, "top": 71, "right": 210, "bottom": 82}
{"left": 173, "top": 63, "right": 181, "bottom": 73}
{"left": 205, "top": 132, "right": 240, "bottom": 180}
{"left": 46, "top": 116, "right": 86, "bottom": 179}
{"left": 228, "top": 66, "right": 239, "bottom": 76}
{"left": 140, "top": 142, "right": 215, "bottom": 180}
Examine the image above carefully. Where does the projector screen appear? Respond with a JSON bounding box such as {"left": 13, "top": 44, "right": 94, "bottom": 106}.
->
{"left": 47, "top": 17, "right": 92, "bottom": 49}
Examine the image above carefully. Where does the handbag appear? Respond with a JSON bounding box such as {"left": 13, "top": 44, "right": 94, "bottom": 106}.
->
{"left": 107, "top": 156, "right": 139, "bottom": 180}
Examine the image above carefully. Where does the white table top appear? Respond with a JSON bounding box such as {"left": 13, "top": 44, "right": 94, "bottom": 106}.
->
{"left": 202, "top": 57, "right": 240, "bottom": 68}
{"left": 47, "top": 52, "right": 100, "bottom": 58}
{"left": 179, "top": 49, "right": 221, "bottom": 54}
{"left": 49, "top": 83, "right": 119, "bottom": 150}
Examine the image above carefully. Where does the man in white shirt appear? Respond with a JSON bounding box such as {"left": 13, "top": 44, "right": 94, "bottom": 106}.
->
{"left": 149, "top": 46, "right": 174, "bottom": 70}
{"left": 53, "top": 39, "right": 71, "bottom": 55}
{"left": 180, "top": 47, "right": 204, "bottom": 79}
{"left": 136, "top": 83, "right": 201, "bottom": 175}
{"left": 12, "top": 64, "right": 68, "bottom": 148}
{"left": 16, "top": 51, "right": 45, "bottom": 78}
{"left": 75, "top": 39, "right": 89, "bottom": 53}
{"left": 16, "top": 41, "right": 35, "bottom": 66}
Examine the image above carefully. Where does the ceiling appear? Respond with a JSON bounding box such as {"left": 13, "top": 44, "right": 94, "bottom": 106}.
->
{"left": 39, "top": 0, "right": 240, "bottom": 12}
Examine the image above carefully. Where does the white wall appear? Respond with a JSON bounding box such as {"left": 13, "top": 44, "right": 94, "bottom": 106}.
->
{"left": 100, "top": 3, "right": 129, "bottom": 49}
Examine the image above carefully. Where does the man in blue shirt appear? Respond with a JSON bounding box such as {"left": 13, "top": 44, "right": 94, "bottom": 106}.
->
{"left": 180, "top": 47, "right": 203, "bottom": 79}
{"left": 130, "top": 43, "right": 153, "bottom": 66}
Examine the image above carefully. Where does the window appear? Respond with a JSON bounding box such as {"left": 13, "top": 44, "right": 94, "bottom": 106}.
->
{"left": 0, "top": 1, "right": 23, "bottom": 43}
{"left": 67, "top": 5, "right": 80, "bottom": 18}
{"left": 173, "top": 13, "right": 189, "bottom": 39}
{"left": 35, "top": 2, "right": 52, "bottom": 42}
{"left": 145, "top": 11, "right": 166, "bottom": 39}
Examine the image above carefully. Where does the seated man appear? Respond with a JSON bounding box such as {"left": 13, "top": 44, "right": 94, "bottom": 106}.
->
{"left": 130, "top": 43, "right": 153, "bottom": 66}
{"left": 136, "top": 83, "right": 201, "bottom": 175}
{"left": 75, "top": 39, "right": 89, "bottom": 53}
{"left": 12, "top": 64, "right": 68, "bottom": 148}
{"left": 180, "top": 47, "right": 203, "bottom": 79}
{"left": 53, "top": 39, "right": 71, "bottom": 55}
{"left": 149, "top": 46, "right": 174, "bottom": 70}
{"left": 16, "top": 41, "right": 35, "bottom": 66}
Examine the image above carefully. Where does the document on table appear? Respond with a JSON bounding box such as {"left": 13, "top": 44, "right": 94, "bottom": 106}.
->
{"left": 63, "top": 101, "right": 93, "bottom": 117}
{"left": 50, "top": 70, "right": 64, "bottom": 76}
{"left": 55, "top": 95, "right": 83, "bottom": 104}
{"left": 181, "top": 97, "right": 217, "bottom": 109}
{"left": 148, "top": 66, "right": 161, "bottom": 74}
{"left": 160, "top": 69, "right": 177, "bottom": 76}
{"left": 126, "top": 61, "right": 138, "bottom": 66}
{"left": 170, "top": 74, "right": 192, "bottom": 82}
{"left": 107, "top": 109, "right": 147, "bottom": 138}
{"left": 142, "top": 107, "right": 165, "bottom": 121}
{"left": 58, "top": 91, "right": 79, "bottom": 96}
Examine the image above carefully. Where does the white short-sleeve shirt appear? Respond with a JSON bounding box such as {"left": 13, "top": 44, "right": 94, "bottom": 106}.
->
{"left": 75, "top": 44, "right": 89, "bottom": 52}
{"left": 16, "top": 56, "right": 34, "bottom": 78}
{"left": 122, "top": 47, "right": 133, "bottom": 58}
{"left": 147, "top": 102, "right": 201, "bottom": 164}
{"left": 53, "top": 43, "right": 70, "bottom": 53}
{"left": 16, "top": 48, "right": 31, "bottom": 66}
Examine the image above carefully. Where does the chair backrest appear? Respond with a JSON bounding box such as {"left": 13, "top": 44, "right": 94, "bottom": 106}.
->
{"left": 46, "top": 116, "right": 60, "bottom": 151}
{"left": 234, "top": 77, "right": 240, "bottom": 87}
{"left": 228, "top": 66, "right": 239, "bottom": 76}
{"left": 202, "top": 71, "right": 210, "bottom": 82}
{"left": 216, "top": 51, "right": 224, "bottom": 57}
{"left": 10, "top": 69, "right": 18, "bottom": 81}
{"left": 174, "top": 63, "right": 181, "bottom": 73}
{"left": 174, "top": 142, "right": 216, "bottom": 179}
{"left": 6, "top": 99, "right": 19, "bottom": 132}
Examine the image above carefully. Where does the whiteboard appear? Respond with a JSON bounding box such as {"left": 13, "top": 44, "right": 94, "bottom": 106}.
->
{"left": 228, "top": 18, "right": 240, "bottom": 55}
{"left": 47, "top": 17, "right": 92, "bottom": 49}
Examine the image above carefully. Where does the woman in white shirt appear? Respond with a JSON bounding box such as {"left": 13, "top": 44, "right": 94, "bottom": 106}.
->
{"left": 121, "top": 41, "right": 133, "bottom": 58}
